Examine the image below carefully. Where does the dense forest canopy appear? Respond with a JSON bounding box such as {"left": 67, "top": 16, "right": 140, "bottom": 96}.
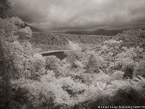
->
{"left": 0, "top": 0, "right": 145, "bottom": 109}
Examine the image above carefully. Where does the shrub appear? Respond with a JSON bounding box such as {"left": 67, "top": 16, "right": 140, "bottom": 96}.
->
{"left": 85, "top": 54, "right": 100, "bottom": 74}
{"left": 112, "top": 71, "right": 124, "bottom": 80}
{"left": 32, "top": 53, "right": 46, "bottom": 79}
{"left": 134, "top": 59, "right": 145, "bottom": 77}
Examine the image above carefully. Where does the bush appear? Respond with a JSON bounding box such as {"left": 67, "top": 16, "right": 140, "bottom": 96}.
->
{"left": 112, "top": 71, "right": 124, "bottom": 80}
{"left": 85, "top": 54, "right": 100, "bottom": 74}
{"left": 32, "top": 54, "right": 46, "bottom": 79}
{"left": 134, "top": 59, "right": 145, "bottom": 77}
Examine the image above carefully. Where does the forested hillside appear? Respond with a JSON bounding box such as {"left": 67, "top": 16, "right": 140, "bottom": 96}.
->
{"left": 1, "top": 16, "right": 145, "bottom": 108}
{"left": 31, "top": 29, "right": 145, "bottom": 51}
{"left": 1, "top": 0, "right": 145, "bottom": 109}
{"left": 114, "top": 29, "right": 145, "bottom": 49}
{"left": 31, "top": 32, "right": 113, "bottom": 50}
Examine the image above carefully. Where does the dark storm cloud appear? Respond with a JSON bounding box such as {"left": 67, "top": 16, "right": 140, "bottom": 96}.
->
{"left": 11, "top": 0, "right": 145, "bottom": 31}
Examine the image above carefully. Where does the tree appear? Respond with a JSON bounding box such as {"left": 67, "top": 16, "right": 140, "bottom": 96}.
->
{"left": 0, "top": 34, "right": 15, "bottom": 109}
{"left": 85, "top": 54, "right": 100, "bottom": 74}
{"left": 0, "top": 17, "right": 18, "bottom": 109}
{"left": 0, "top": 16, "right": 33, "bottom": 108}
{"left": 0, "top": 0, "right": 13, "bottom": 18}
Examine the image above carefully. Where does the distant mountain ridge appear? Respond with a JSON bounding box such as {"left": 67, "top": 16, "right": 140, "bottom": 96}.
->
{"left": 25, "top": 24, "right": 145, "bottom": 36}
{"left": 23, "top": 24, "right": 123, "bottom": 35}
{"left": 64, "top": 29, "right": 123, "bottom": 36}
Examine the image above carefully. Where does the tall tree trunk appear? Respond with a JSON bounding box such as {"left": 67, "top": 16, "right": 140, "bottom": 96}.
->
{"left": 0, "top": 38, "right": 12, "bottom": 109}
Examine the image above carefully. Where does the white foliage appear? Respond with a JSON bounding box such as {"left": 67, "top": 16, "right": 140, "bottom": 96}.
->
{"left": 68, "top": 40, "right": 81, "bottom": 51}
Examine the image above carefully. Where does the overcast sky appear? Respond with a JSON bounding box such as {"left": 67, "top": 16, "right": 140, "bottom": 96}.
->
{"left": 10, "top": 0, "right": 145, "bottom": 31}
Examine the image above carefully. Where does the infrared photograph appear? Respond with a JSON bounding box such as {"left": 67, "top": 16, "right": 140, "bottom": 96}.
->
{"left": 0, "top": 0, "right": 145, "bottom": 109}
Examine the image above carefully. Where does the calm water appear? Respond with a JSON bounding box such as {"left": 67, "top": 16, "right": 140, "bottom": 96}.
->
{"left": 41, "top": 51, "right": 68, "bottom": 60}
